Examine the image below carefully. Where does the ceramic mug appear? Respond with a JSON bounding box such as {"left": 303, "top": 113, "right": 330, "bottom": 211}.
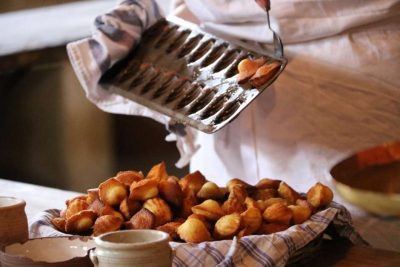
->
{"left": 0, "top": 197, "right": 29, "bottom": 249}
{"left": 90, "top": 229, "right": 172, "bottom": 267}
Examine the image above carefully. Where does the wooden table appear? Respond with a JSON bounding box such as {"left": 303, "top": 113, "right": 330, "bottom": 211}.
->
{"left": 1, "top": 178, "right": 400, "bottom": 266}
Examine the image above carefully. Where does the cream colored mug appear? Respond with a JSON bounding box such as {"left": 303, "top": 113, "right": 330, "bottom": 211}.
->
{"left": 0, "top": 197, "right": 29, "bottom": 249}
{"left": 90, "top": 229, "right": 173, "bottom": 267}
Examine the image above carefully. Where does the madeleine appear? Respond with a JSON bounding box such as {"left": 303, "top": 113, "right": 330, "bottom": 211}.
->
{"left": 196, "top": 181, "right": 225, "bottom": 200}
{"left": 177, "top": 217, "right": 212, "bottom": 243}
{"left": 129, "top": 178, "right": 159, "bottom": 201}
{"left": 143, "top": 197, "right": 173, "bottom": 227}
{"left": 99, "top": 178, "right": 128, "bottom": 207}
{"left": 191, "top": 199, "right": 225, "bottom": 221}
{"left": 307, "top": 182, "right": 334, "bottom": 209}
{"left": 262, "top": 202, "right": 293, "bottom": 225}
{"left": 93, "top": 215, "right": 123, "bottom": 236}
{"left": 65, "top": 210, "right": 97, "bottom": 234}
{"left": 213, "top": 213, "right": 241, "bottom": 240}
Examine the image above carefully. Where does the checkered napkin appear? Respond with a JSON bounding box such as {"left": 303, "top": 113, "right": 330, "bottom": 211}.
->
{"left": 66, "top": 0, "right": 199, "bottom": 169}
{"left": 29, "top": 202, "right": 367, "bottom": 267}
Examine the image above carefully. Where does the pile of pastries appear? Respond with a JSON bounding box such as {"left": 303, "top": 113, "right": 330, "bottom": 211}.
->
{"left": 52, "top": 162, "right": 333, "bottom": 243}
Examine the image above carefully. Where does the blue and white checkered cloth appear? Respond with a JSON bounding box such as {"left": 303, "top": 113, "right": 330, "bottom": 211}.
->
{"left": 30, "top": 201, "right": 367, "bottom": 267}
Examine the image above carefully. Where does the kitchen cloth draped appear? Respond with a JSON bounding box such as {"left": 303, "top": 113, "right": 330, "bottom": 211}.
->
{"left": 30, "top": 201, "right": 366, "bottom": 267}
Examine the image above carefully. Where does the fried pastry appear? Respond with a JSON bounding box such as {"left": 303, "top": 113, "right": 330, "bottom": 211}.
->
{"left": 159, "top": 176, "right": 183, "bottom": 207}
{"left": 262, "top": 202, "right": 293, "bottom": 224}
{"left": 249, "top": 61, "right": 280, "bottom": 88}
{"left": 288, "top": 205, "right": 312, "bottom": 224}
{"left": 143, "top": 197, "right": 173, "bottom": 227}
{"left": 222, "top": 184, "right": 247, "bottom": 214}
{"left": 250, "top": 188, "right": 278, "bottom": 201}
{"left": 115, "top": 170, "right": 144, "bottom": 187}
{"left": 177, "top": 217, "right": 212, "bottom": 243}
{"left": 51, "top": 217, "right": 66, "bottom": 232}
{"left": 99, "top": 178, "right": 128, "bottom": 207}
{"left": 226, "top": 178, "right": 252, "bottom": 192}
{"left": 146, "top": 161, "right": 168, "bottom": 181}
{"left": 278, "top": 182, "right": 300, "bottom": 204}
{"left": 191, "top": 199, "right": 225, "bottom": 221}
{"left": 307, "top": 182, "right": 334, "bottom": 209}
{"left": 86, "top": 188, "right": 100, "bottom": 205}
{"left": 179, "top": 188, "right": 198, "bottom": 218}
{"left": 179, "top": 170, "right": 207, "bottom": 194}
{"left": 93, "top": 215, "right": 123, "bottom": 236}
{"left": 196, "top": 181, "right": 225, "bottom": 200}
{"left": 213, "top": 213, "right": 241, "bottom": 240}
{"left": 99, "top": 205, "right": 125, "bottom": 222}
{"left": 65, "top": 198, "right": 89, "bottom": 219}
{"left": 129, "top": 178, "right": 159, "bottom": 201}
{"left": 65, "top": 210, "right": 97, "bottom": 234}
{"left": 255, "top": 178, "right": 281, "bottom": 190}
{"left": 156, "top": 221, "right": 183, "bottom": 241}
{"left": 240, "top": 207, "right": 262, "bottom": 235}
{"left": 125, "top": 208, "right": 155, "bottom": 230}
{"left": 237, "top": 57, "right": 266, "bottom": 84}
{"left": 119, "top": 197, "right": 141, "bottom": 220}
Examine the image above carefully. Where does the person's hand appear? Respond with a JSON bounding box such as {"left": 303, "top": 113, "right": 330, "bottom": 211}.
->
{"left": 255, "top": 0, "right": 270, "bottom": 11}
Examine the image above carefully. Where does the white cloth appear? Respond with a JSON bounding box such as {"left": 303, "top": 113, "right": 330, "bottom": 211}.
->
{"left": 180, "top": 0, "right": 400, "bottom": 252}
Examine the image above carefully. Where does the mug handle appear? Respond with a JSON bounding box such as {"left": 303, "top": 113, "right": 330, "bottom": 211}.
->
{"left": 89, "top": 248, "right": 99, "bottom": 267}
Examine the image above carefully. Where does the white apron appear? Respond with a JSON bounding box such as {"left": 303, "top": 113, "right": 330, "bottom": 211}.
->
{"left": 178, "top": 0, "right": 400, "bottom": 251}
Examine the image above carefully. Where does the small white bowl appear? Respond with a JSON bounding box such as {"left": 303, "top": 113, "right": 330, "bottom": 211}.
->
{"left": 0, "top": 236, "right": 95, "bottom": 267}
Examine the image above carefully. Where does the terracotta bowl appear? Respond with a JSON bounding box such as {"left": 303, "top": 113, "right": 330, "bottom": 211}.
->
{"left": 0, "top": 236, "right": 95, "bottom": 267}
{"left": 330, "top": 141, "right": 400, "bottom": 216}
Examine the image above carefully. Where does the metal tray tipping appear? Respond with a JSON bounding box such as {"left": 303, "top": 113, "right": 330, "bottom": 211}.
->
{"left": 100, "top": 16, "right": 287, "bottom": 133}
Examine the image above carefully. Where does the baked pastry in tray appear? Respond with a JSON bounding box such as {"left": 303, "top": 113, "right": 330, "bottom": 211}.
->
{"left": 100, "top": 17, "right": 287, "bottom": 133}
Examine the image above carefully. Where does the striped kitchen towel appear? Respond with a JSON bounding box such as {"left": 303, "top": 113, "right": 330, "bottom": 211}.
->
{"left": 30, "top": 201, "right": 367, "bottom": 267}
{"left": 67, "top": 0, "right": 199, "bottom": 169}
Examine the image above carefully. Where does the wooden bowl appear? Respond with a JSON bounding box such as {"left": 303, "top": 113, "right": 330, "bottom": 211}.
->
{"left": 330, "top": 141, "right": 400, "bottom": 216}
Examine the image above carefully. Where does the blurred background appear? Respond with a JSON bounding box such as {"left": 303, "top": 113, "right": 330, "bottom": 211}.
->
{"left": 0, "top": 0, "right": 186, "bottom": 192}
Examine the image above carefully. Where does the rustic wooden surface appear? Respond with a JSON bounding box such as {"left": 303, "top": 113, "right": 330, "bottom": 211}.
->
{"left": 303, "top": 238, "right": 400, "bottom": 267}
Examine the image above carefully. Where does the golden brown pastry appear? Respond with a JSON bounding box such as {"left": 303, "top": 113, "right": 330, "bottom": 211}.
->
{"left": 119, "top": 197, "right": 141, "bottom": 220}
{"left": 196, "top": 181, "right": 225, "bottom": 200}
{"left": 255, "top": 178, "right": 281, "bottom": 190}
{"left": 65, "top": 198, "right": 89, "bottom": 219}
{"left": 213, "top": 213, "right": 241, "bottom": 240}
{"left": 307, "top": 182, "right": 334, "bottom": 209}
{"left": 99, "top": 178, "right": 128, "bottom": 207}
{"left": 179, "top": 170, "right": 207, "bottom": 194}
{"left": 51, "top": 217, "right": 66, "bottom": 232}
{"left": 250, "top": 188, "right": 278, "bottom": 201}
{"left": 179, "top": 188, "right": 198, "bottom": 219}
{"left": 65, "top": 210, "right": 97, "bottom": 234}
{"left": 143, "top": 197, "right": 173, "bottom": 227}
{"left": 146, "top": 161, "right": 168, "bottom": 181}
{"left": 249, "top": 61, "right": 280, "bottom": 88}
{"left": 115, "top": 170, "right": 144, "bottom": 187}
{"left": 288, "top": 205, "right": 312, "bottom": 224}
{"left": 278, "top": 182, "right": 300, "bottom": 204}
{"left": 262, "top": 202, "right": 293, "bottom": 224}
{"left": 177, "top": 217, "right": 212, "bottom": 243}
{"left": 129, "top": 178, "right": 159, "bottom": 201}
{"left": 125, "top": 208, "right": 155, "bottom": 230}
{"left": 222, "top": 184, "right": 247, "bottom": 214}
{"left": 156, "top": 221, "right": 184, "bottom": 241}
{"left": 191, "top": 199, "right": 225, "bottom": 221}
{"left": 93, "top": 215, "right": 123, "bottom": 236}
{"left": 240, "top": 206, "right": 262, "bottom": 235}
{"left": 158, "top": 176, "right": 183, "bottom": 207}
{"left": 86, "top": 188, "right": 100, "bottom": 205}
{"left": 236, "top": 58, "right": 266, "bottom": 84}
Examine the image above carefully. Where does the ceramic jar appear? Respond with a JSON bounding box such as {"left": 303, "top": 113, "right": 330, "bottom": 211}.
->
{"left": 0, "top": 197, "right": 29, "bottom": 249}
{"left": 90, "top": 230, "right": 172, "bottom": 267}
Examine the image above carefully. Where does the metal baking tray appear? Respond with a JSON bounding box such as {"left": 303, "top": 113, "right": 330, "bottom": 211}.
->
{"left": 99, "top": 16, "right": 287, "bottom": 133}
